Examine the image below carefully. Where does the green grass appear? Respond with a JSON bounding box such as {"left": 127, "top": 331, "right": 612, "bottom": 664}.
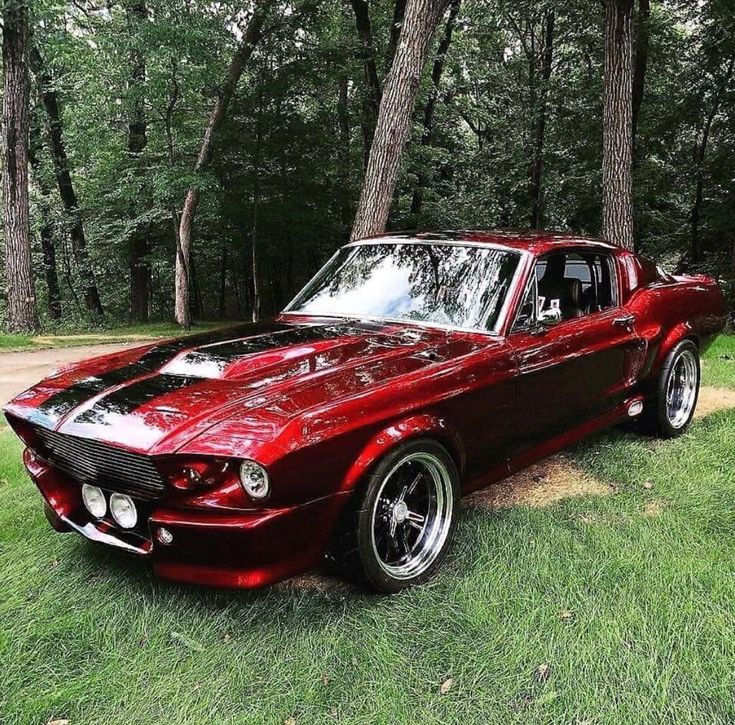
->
{"left": 0, "top": 337, "right": 733, "bottom": 724}
{"left": 701, "top": 334, "right": 735, "bottom": 389}
{"left": 0, "top": 321, "right": 231, "bottom": 352}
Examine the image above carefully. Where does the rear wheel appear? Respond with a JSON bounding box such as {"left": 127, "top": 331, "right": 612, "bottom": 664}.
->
{"left": 333, "top": 439, "right": 460, "bottom": 593}
{"left": 644, "top": 339, "right": 700, "bottom": 438}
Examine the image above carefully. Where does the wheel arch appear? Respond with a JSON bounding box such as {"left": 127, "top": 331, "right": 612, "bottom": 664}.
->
{"left": 652, "top": 322, "right": 698, "bottom": 376}
{"left": 339, "top": 413, "right": 464, "bottom": 498}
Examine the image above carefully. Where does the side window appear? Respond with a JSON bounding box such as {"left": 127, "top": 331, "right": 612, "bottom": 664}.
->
{"left": 536, "top": 251, "right": 617, "bottom": 322}
{"left": 513, "top": 250, "right": 619, "bottom": 332}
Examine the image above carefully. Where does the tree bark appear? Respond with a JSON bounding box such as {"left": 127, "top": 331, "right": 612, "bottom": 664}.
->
{"left": 251, "top": 85, "right": 263, "bottom": 322}
{"left": 29, "top": 116, "right": 62, "bottom": 320}
{"left": 351, "top": 0, "right": 452, "bottom": 241}
{"left": 29, "top": 44, "right": 104, "bottom": 316}
{"left": 349, "top": 0, "right": 383, "bottom": 168}
{"left": 384, "top": 0, "right": 407, "bottom": 77}
{"left": 631, "top": 0, "right": 649, "bottom": 146}
{"left": 175, "top": 3, "right": 268, "bottom": 328}
{"left": 690, "top": 56, "right": 734, "bottom": 265}
{"left": 126, "top": 0, "right": 151, "bottom": 323}
{"left": 336, "top": 73, "right": 353, "bottom": 234}
{"left": 602, "top": 0, "right": 635, "bottom": 251}
{"left": 529, "top": 9, "right": 555, "bottom": 229}
{"left": 2, "top": 0, "right": 39, "bottom": 332}
{"left": 410, "top": 0, "right": 460, "bottom": 218}
{"left": 218, "top": 242, "right": 228, "bottom": 319}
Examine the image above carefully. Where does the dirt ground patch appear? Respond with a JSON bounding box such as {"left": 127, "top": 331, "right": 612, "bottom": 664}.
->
{"left": 642, "top": 498, "right": 667, "bottom": 517}
{"left": 694, "top": 386, "right": 735, "bottom": 419}
{"left": 0, "top": 343, "right": 135, "bottom": 406}
{"left": 464, "top": 454, "right": 615, "bottom": 510}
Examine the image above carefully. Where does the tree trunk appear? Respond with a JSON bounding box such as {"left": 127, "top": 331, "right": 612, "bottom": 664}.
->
{"left": 351, "top": 0, "right": 452, "bottom": 241}
{"left": 631, "top": 0, "right": 649, "bottom": 147}
{"left": 529, "top": 9, "right": 555, "bottom": 229}
{"left": 251, "top": 85, "right": 263, "bottom": 323}
{"left": 218, "top": 242, "right": 228, "bottom": 319}
{"left": 410, "top": 0, "right": 461, "bottom": 219}
{"left": 336, "top": 73, "right": 353, "bottom": 234}
{"left": 29, "top": 116, "right": 62, "bottom": 320}
{"left": 2, "top": 0, "right": 39, "bottom": 332}
{"left": 126, "top": 0, "right": 151, "bottom": 323}
{"left": 29, "top": 45, "right": 104, "bottom": 316}
{"left": 602, "top": 0, "right": 635, "bottom": 251}
{"left": 384, "top": 0, "right": 407, "bottom": 76}
{"left": 349, "top": 0, "right": 383, "bottom": 168}
{"left": 690, "top": 56, "right": 734, "bottom": 266}
{"left": 175, "top": 3, "right": 267, "bottom": 328}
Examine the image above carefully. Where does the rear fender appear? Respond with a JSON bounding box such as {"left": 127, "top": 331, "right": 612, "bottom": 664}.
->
{"left": 340, "top": 413, "right": 463, "bottom": 495}
{"left": 655, "top": 322, "right": 695, "bottom": 370}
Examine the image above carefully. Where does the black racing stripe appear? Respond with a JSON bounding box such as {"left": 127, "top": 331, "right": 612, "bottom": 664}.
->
{"left": 34, "top": 322, "right": 289, "bottom": 423}
{"left": 35, "top": 362, "right": 154, "bottom": 423}
{"left": 72, "top": 374, "right": 201, "bottom": 425}
{"left": 178, "top": 323, "right": 361, "bottom": 374}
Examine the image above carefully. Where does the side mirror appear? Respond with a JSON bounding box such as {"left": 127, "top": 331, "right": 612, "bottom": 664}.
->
{"left": 538, "top": 307, "right": 562, "bottom": 326}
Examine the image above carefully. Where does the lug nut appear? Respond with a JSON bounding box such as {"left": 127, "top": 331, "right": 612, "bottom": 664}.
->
{"left": 156, "top": 527, "right": 174, "bottom": 545}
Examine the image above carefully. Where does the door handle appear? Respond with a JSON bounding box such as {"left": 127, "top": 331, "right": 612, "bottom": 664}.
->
{"left": 613, "top": 313, "right": 635, "bottom": 327}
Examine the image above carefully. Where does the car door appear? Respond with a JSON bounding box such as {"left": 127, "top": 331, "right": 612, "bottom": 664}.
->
{"left": 507, "top": 249, "right": 643, "bottom": 460}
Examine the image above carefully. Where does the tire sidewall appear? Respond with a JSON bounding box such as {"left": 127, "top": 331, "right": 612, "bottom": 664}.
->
{"left": 356, "top": 438, "right": 460, "bottom": 593}
{"left": 656, "top": 339, "right": 700, "bottom": 438}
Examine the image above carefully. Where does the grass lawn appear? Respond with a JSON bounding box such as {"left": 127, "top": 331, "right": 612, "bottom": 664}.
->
{"left": 0, "top": 337, "right": 733, "bottom": 725}
{"left": 0, "top": 321, "right": 231, "bottom": 352}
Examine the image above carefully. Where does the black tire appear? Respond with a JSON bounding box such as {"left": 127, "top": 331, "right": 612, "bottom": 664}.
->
{"left": 330, "top": 438, "right": 460, "bottom": 593}
{"left": 643, "top": 339, "right": 700, "bottom": 439}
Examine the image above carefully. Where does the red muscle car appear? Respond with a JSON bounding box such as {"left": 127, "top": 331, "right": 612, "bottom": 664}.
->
{"left": 4, "top": 231, "right": 727, "bottom": 591}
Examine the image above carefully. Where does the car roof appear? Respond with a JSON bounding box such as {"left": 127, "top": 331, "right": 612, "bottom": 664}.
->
{"left": 356, "top": 229, "right": 619, "bottom": 256}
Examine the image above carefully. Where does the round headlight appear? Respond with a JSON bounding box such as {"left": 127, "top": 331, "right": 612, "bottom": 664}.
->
{"left": 109, "top": 493, "right": 138, "bottom": 529}
{"left": 82, "top": 484, "right": 106, "bottom": 518}
{"left": 239, "top": 461, "right": 270, "bottom": 500}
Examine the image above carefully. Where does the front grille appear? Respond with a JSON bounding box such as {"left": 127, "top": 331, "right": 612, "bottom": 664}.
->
{"left": 33, "top": 427, "right": 166, "bottom": 500}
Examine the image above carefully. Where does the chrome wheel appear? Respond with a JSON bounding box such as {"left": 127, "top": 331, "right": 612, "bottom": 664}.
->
{"left": 665, "top": 348, "right": 698, "bottom": 429}
{"left": 370, "top": 451, "right": 454, "bottom": 581}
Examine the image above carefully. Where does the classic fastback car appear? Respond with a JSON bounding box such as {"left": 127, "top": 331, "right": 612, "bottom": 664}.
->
{"left": 4, "top": 231, "right": 726, "bottom": 591}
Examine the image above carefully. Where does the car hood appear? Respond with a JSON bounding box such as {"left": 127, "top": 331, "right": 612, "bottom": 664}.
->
{"left": 5, "top": 319, "right": 487, "bottom": 454}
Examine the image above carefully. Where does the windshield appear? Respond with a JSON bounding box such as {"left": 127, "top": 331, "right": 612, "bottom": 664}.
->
{"left": 286, "top": 243, "right": 521, "bottom": 332}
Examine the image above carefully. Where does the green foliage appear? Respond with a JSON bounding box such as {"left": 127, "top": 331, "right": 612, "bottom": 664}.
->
{"left": 2, "top": 0, "right": 734, "bottom": 329}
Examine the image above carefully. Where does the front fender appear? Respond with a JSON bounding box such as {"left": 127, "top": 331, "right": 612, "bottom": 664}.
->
{"left": 340, "top": 413, "right": 464, "bottom": 494}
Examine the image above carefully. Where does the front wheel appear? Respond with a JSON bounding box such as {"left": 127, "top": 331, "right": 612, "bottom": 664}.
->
{"left": 645, "top": 339, "right": 700, "bottom": 438}
{"left": 334, "top": 439, "right": 460, "bottom": 593}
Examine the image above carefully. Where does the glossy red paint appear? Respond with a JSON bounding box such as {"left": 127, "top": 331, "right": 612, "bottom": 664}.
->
{"left": 4, "top": 230, "right": 727, "bottom": 588}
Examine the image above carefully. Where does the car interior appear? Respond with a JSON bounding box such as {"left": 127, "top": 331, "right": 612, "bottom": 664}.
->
{"left": 513, "top": 251, "right": 617, "bottom": 330}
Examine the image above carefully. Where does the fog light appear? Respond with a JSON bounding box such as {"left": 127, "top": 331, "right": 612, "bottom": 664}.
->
{"left": 156, "top": 527, "right": 174, "bottom": 545}
{"left": 82, "top": 484, "right": 107, "bottom": 518}
{"left": 109, "top": 493, "right": 138, "bottom": 529}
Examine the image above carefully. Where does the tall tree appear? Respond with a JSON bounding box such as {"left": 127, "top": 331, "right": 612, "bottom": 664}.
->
{"left": 529, "top": 8, "right": 555, "bottom": 229}
{"left": 2, "top": 0, "right": 39, "bottom": 332}
{"left": 175, "top": 2, "right": 268, "bottom": 328}
{"left": 690, "top": 56, "right": 734, "bottom": 266}
{"left": 349, "top": 0, "right": 382, "bottom": 167}
{"left": 351, "top": 0, "right": 452, "bottom": 241}
{"left": 126, "top": 0, "right": 151, "bottom": 322}
{"left": 29, "top": 115, "right": 61, "bottom": 320}
{"left": 602, "top": 0, "right": 635, "bottom": 250}
{"left": 410, "top": 0, "right": 461, "bottom": 218}
{"left": 384, "top": 0, "right": 407, "bottom": 76}
{"left": 29, "top": 45, "right": 104, "bottom": 316}
{"left": 631, "top": 0, "right": 649, "bottom": 145}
